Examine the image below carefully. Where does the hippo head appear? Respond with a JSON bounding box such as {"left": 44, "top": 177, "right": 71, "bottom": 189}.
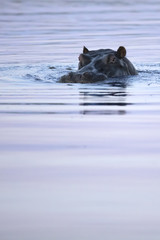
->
{"left": 59, "top": 46, "right": 137, "bottom": 83}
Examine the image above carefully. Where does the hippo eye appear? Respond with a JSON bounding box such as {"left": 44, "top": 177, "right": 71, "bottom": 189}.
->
{"left": 78, "top": 54, "right": 91, "bottom": 69}
{"left": 107, "top": 54, "right": 117, "bottom": 64}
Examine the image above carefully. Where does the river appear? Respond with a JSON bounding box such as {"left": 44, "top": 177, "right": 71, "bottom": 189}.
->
{"left": 0, "top": 0, "right": 160, "bottom": 239}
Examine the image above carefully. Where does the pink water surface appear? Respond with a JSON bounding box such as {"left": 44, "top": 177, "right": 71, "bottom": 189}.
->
{"left": 0, "top": 0, "right": 160, "bottom": 240}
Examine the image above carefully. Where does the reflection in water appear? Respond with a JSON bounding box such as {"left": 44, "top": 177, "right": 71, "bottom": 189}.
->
{"left": 80, "top": 109, "right": 126, "bottom": 115}
{"left": 79, "top": 80, "right": 129, "bottom": 115}
{"left": 0, "top": 75, "right": 132, "bottom": 116}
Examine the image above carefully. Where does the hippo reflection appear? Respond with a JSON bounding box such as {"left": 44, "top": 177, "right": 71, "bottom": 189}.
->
{"left": 59, "top": 46, "right": 137, "bottom": 83}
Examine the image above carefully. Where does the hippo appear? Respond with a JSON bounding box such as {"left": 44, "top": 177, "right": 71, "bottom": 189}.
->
{"left": 59, "top": 46, "right": 137, "bottom": 83}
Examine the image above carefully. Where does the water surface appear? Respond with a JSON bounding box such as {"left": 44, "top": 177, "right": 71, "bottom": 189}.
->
{"left": 0, "top": 1, "right": 160, "bottom": 240}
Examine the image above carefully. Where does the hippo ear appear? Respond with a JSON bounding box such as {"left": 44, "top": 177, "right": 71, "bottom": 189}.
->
{"left": 83, "top": 46, "right": 89, "bottom": 54}
{"left": 116, "top": 46, "right": 126, "bottom": 58}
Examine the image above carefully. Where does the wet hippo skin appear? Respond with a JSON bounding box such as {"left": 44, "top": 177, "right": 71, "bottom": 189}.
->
{"left": 59, "top": 46, "right": 137, "bottom": 83}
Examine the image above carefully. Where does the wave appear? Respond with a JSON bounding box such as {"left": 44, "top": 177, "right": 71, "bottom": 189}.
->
{"left": 0, "top": 62, "right": 160, "bottom": 86}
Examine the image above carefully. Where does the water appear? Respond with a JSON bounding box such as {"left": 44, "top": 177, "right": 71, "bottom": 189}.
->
{"left": 0, "top": 0, "right": 160, "bottom": 240}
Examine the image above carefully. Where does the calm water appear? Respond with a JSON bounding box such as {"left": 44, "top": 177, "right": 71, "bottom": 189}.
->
{"left": 0, "top": 0, "right": 160, "bottom": 240}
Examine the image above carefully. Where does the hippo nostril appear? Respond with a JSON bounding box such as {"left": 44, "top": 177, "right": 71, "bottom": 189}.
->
{"left": 77, "top": 74, "right": 82, "bottom": 79}
{"left": 83, "top": 72, "right": 91, "bottom": 78}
